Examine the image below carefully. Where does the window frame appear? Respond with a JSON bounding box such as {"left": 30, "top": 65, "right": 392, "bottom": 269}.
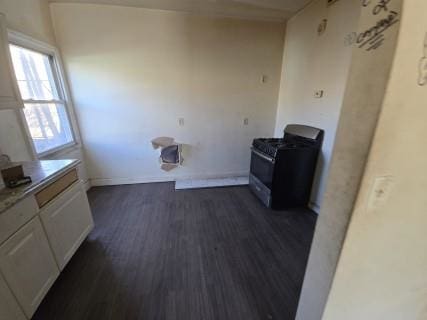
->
{"left": 7, "top": 30, "right": 80, "bottom": 158}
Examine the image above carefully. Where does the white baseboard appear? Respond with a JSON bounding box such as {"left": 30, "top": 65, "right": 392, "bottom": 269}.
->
{"left": 90, "top": 172, "right": 249, "bottom": 187}
{"left": 83, "top": 179, "right": 91, "bottom": 191}
{"left": 90, "top": 176, "right": 172, "bottom": 186}
{"left": 175, "top": 172, "right": 249, "bottom": 181}
{"left": 175, "top": 176, "right": 249, "bottom": 190}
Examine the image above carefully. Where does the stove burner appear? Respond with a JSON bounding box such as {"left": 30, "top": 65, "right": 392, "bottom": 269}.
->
{"left": 252, "top": 136, "right": 315, "bottom": 157}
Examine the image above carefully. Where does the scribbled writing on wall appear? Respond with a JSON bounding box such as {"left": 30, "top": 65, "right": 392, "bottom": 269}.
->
{"left": 357, "top": 10, "right": 399, "bottom": 51}
{"left": 418, "top": 33, "right": 427, "bottom": 86}
{"left": 353, "top": 0, "right": 400, "bottom": 51}
{"left": 344, "top": 1, "right": 399, "bottom": 48}
{"left": 363, "top": 0, "right": 391, "bottom": 15}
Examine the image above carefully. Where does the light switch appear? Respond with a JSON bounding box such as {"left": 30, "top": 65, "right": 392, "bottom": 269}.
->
{"left": 261, "top": 75, "right": 268, "bottom": 84}
{"left": 244, "top": 118, "right": 249, "bottom": 125}
{"left": 179, "top": 118, "right": 184, "bottom": 126}
{"left": 367, "top": 176, "right": 394, "bottom": 213}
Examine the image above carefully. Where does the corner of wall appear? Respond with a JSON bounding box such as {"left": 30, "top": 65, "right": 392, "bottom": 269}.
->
{"left": 295, "top": 0, "right": 404, "bottom": 319}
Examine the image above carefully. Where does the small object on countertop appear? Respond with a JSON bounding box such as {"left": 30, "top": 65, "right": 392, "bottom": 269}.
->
{"left": 1, "top": 165, "right": 32, "bottom": 188}
{"left": 5, "top": 176, "right": 32, "bottom": 188}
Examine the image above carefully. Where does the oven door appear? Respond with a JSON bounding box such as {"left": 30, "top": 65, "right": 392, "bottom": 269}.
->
{"left": 250, "top": 148, "right": 275, "bottom": 189}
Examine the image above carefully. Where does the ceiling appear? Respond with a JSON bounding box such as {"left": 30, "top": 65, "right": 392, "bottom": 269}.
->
{"left": 47, "top": 0, "right": 313, "bottom": 21}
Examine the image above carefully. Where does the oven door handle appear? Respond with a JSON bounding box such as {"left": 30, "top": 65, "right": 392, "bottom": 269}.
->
{"left": 251, "top": 148, "right": 275, "bottom": 163}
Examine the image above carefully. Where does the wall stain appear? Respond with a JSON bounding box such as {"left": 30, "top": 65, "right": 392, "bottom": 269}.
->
{"left": 418, "top": 33, "right": 427, "bottom": 86}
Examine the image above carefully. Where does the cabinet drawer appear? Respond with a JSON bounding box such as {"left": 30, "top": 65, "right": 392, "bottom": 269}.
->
{"left": 0, "top": 196, "right": 38, "bottom": 245}
{"left": 35, "top": 168, "right": 78, "bottom": 208}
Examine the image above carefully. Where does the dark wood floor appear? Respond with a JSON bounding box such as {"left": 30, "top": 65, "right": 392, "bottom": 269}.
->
{"left": 33, "top": 183, "right": 316, "bottom": 320}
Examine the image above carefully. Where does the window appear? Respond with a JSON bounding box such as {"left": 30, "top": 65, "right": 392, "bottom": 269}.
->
{"left": 9, "top": 44, "right": 75, "bottom": 155}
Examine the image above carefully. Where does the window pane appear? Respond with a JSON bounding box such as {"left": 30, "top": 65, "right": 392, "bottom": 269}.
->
{"left": 9, "top": 45, "right": 59, "bottom": 100}
{"left": 23, "top": 103, "right": 74, "bottom": 154}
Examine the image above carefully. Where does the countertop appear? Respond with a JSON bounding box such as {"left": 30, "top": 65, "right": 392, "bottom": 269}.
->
{"left": 0, "top": 159, "right": 80, "bottom": 214}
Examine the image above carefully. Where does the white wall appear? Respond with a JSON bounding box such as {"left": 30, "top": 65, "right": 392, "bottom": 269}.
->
{"left": 296, "top": 0, "right": 402, "bottom": 318}
{"left": 323, "top": 0, "right": 427, "bottom": 318}
{"left": 274, "top": 0, "right": 360, "bottom": 209}
{"left": 0, "top": 0, "right": 56, "bottom": 44}
{"left": 0, "top": 0, "right": 88, "bottom": 183}
{"left": 50, "top": 3, "right": 285, "bottom": 185}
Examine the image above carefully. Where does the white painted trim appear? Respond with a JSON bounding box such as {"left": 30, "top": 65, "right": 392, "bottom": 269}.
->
{"left": 175, "top": 176, "right": 249, "bottom": 190}
{"left": 91, "top": 177, "right": 173, "bottom": 187}
{"left": 0, "top": 14, "right": 25, "bottom": 111}
{"left": 23, "top": 99, "right": 65, "bottom": 104}
{"left": 8, "top": 30, "right": 56, "bottom": 55}
{"left": 38, "top": 142, "right": 78, "bottom": 159}
{"left": 83, "top": 180, "right": 91, "bottom": 191}
{"left": 90, "top": 172, "right": 249, "bottom": 187}
{"left": 7, "top": 30, "right": 84, "bottom": 159}
{"left": 175, "top": 171, "right": 249, "bottom": 181}
{"left": 39, "top": 143, "right": 80, "bottom": 160}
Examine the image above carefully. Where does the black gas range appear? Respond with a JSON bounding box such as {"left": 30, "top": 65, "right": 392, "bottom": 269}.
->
{"left": 249, "top": 124, "right": 324, "bottom": 210}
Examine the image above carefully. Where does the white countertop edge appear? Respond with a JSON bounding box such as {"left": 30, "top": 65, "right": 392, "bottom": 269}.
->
{"left": 0, "top": 159, "right": 81, "bottom": 214}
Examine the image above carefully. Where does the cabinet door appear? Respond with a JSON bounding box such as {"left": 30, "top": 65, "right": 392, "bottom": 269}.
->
{"left": 40, "top": 181, "right": 94, "bottom": 270}
{"left": 0, "top": 14, "right": 22, "bottom": 110}
{"left": 0, "top": 273, "right": 26, "bottom": 320}
{"left": 0, "top": 217, "right": 59, "bottom": 318}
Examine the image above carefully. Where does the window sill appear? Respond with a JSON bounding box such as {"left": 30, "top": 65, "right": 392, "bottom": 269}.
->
{"left": 38, "top": 142, "right": 81, "bottom": 160}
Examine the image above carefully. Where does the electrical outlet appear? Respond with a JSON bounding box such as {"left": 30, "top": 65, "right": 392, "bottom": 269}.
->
{"left": 244, "top": 118, "right": 249, "bottom": 125}
{"left": 314, "top": 90, "right": 324, "bottom": 98}
{"left": 179, "top": 118, "right": 184, "bottom": 126}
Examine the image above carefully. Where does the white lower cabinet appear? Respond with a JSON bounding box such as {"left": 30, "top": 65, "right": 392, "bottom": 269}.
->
{"left": 0, "top": 169, "right": 94, "bottom": 319}
{"left": 40, "top": 181, "right": 94, "bottom": 270}
{"left": 0, "top": 217, "right": 60, "bottom": 318}
{"left": 0, "top": 273, "right": 26, "bottom": 320}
